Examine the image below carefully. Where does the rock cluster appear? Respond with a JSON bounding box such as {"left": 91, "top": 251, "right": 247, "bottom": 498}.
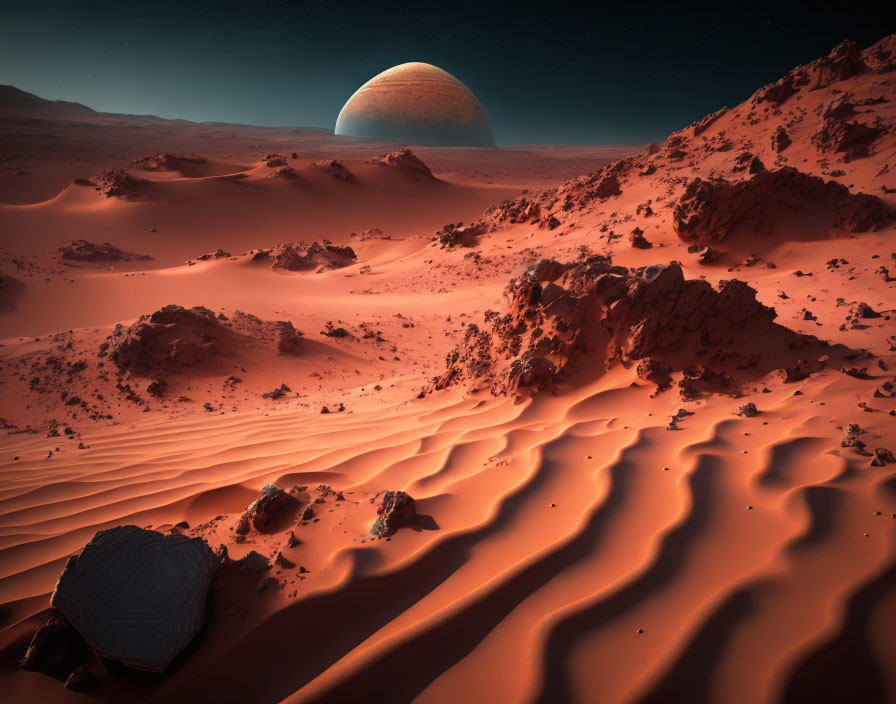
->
{"left": 252, "top": 242, "right": 357, "bottom": 271}
{"left": 131, "top": 153, "right": 208, "bottom": 171}
{"left": 430, "top": 255, "right": 781, "bottom": 397}
{"left": 58, "top": 239, "right": 151, "bottom": 262}
{"left": 309, "top": 159, "right": 353, "bottom": 180}
{"left": 93, "top": 169, "right": 146, "bottom": 199}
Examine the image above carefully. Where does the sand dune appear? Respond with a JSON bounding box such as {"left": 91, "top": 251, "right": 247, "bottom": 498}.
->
{"left": 1, "top": 35, "right": 896, "bottom": 704}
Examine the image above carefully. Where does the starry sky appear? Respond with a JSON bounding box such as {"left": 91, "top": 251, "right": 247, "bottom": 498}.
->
{"left": 2, "top": 1, "right": 894, "bottom": 145}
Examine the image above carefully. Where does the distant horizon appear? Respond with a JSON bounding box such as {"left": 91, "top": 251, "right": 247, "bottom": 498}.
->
{"left": 2, "top": 83, "right": 655, "bottom": 147}
{"left": 2, "top": 1, "right": 894, "bottom": 146}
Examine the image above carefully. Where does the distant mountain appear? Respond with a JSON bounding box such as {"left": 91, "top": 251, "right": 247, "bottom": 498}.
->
{"left": 0, "top": 84, "right": 100, "bottom": 118}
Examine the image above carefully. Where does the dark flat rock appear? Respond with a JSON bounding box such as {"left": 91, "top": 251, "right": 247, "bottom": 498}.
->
{"left": 51, "top": 525, "right": 216, "bottom": 673}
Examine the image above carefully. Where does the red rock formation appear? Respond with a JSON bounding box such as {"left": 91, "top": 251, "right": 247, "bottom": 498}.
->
{"left": 110, "top": 305, "right": 304, "bottom": 373}
{"left": 58, "top": 240, "right": 152, "bottom": 262}
{"left": 131, "top": 153, "right": 208, "bottom": 171}
{"left": 814, "top": 116, "right": 884, "bottom": 160}
{"left": 366, "top": 148, "right": 436, "bottom": 180}
{"left": 93, "top": 169, "right": 146, "bottom": 199}
{"left": 252, "top": 242, "right": 357, "bottom": 271}
{"left": 810, "top": 40, "right": 867, "bottom": 90}
{"left": 429, "top": 257, "right": 784, "bottom": 397}
{"left": 309, "top": 159, "right": 353, "bottom": 180}
{"left": 111, "top": 305, "right": 223, "bottom": 371}
{"left": 437, "top": 222, "right": 485, "bottom": 248}
{"left": 673, "top": 168, "right": 890, "bottom": 243}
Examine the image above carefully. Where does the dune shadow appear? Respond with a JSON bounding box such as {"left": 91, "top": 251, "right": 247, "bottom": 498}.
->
{"left": 0, "top": 274, "right": 25, "bottom": 315}
{"left": 779, "top": 559, "right": 896, "bottom": 704}
{"left": 146, "top": 434, "right": 647, "bottom": 703}
{"left": 533, "top": 454, "right": 723, "bottom": 704}
{"left": 637, "top": 587, "right": 759, "bottom": 704}
{"left": 414, "top": 514, "right": 439, "bottom": 531}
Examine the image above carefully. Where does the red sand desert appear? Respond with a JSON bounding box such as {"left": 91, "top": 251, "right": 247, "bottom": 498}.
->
{"left": 1, "top": 36, "right": 896, "bottom": 704}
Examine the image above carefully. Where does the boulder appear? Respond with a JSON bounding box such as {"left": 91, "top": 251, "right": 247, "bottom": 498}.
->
{"left": 235, "top": 484, "right": 299, "bottom": 534}
{"left": 371, "top": 491, "right": 417, "bottom": 537}
{"left": 50, "top": 525, "right": 216, "bottom": 673}
{"left": 733, "top": 402, "right": 759, "bottom": 417}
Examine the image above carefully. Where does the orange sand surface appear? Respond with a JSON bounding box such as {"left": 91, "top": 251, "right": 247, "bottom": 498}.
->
{"left": 1, "top": 37, "right": 895, "bottom": 704}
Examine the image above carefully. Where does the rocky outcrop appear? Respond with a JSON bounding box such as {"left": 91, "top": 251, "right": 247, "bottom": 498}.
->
{"left": 673, "top": 168, "right": 890, "bottom": 243}
{"left": 751, "top": 40, "right": 866, "bottom": 107}
{"left": 235, "top": 484, "right": 300, "bottom": 534}
{"left": 252, "top": 242, "right": 357, "bottom": 271}
{"left": 814, "top": 116, "right": 884, "bottom": 161}
{"left": 58, "top": 239, "right": 151, "bottom": 262}
{"left": 430, "top": 256, "right": 782, "bottom": 397}
{"left": 482, "top": 198, "right": 542, "bottom": 229}
{"left": 863, "top": 34, "right": 896, "bottom": 73}
{"left": 437, "top": 222, "right": 485, "bottom": 249}
{"left": 810, "top": 40, "right": 867, "bottom": 90}
{"left": 366, "top": 148, "right": 436, "bottom": 180}
{"left": 370, "top": 491, "right": 417, "bottom": 537}
{"left": 188, "top": 248, "right": 232, "bottom": 265}
{"left": 109, "top": 305, "right": 303, "bottom": 373}
{"left": 93, "top": 169, "right": 146, "bottom": 199}
{"left": 262, "top": 154, "right": 288, "bottom": 168}
{"left": 131, "top": 153, "right": 208, "bottom": 171}
{"left": 111, "top": 305, "right": 223, "bottom": 371}
{"left": 309, "top": 159, "right": 353, "bottom": 180}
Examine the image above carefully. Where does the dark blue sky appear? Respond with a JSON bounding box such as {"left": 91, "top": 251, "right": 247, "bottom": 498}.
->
{"left": 2, "top": 1, "right": 894, "bottom": 145}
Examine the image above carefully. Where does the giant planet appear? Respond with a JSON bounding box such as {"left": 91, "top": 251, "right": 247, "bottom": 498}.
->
{"left": 335, "top": 62, "right": 495, "bottom": 147}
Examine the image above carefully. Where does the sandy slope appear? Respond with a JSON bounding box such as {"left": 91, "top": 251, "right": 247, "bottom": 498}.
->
{"left": 1, "top": 36, "right": 896, "bottom": 704}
